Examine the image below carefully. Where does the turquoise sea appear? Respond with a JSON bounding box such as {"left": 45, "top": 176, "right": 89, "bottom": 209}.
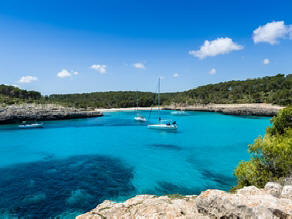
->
{"left": 0, "top": 110, "right": 271, "bottom": 218}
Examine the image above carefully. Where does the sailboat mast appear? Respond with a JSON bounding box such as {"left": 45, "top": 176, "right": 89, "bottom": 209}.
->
{"left": 158, "top": 77, "right": 160, "bottom": 121}
{"left": 136, "top": 91, "right": 138, "bottom": 111}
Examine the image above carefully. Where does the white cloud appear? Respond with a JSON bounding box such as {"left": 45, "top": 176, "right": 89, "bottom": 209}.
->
{"left": 209, "top": 68, "right": 216, "bottom": 75}
{"left": 91, "top": 64, "right": 107, "bottom": 74}
{"left": 263, "top": 58, "right": 270, "bottom": 64}
{"left": 133, "top": 63, "right": 145, "bottom": 69}
{"left": 253, "top": 21, "right": 292, "bottom": 45}
{"left": 57, "top": 69, "right": 71, "bottom": 78}
{"left": 189, "top": 37, "right": 243, "bottom": 59}
{"left": 73, "top": 71, "right": 79, "bottom": 75}
{"left": 18, "top": 75, "right": 38, "bottom": 83}
{"left": 173, "top": 73, "right": 179, "bottom": 78}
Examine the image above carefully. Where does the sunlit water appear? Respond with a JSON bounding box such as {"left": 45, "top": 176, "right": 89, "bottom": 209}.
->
{"left": 0, "top": 110, "right": 271, "bottom": 218}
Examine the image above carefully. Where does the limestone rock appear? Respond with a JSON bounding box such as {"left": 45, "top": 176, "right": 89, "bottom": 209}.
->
{"left": 195, "top": 188, "right": 292, "bottom": 218}
{"left": 281, "top": 185, "right": 292, "bottom": 199}
{"left": 264, "top": 182, "right": 283, "bottom": 197}
{"left": 77, "top": 195, "right": 208, "bottom": 219}
{"left": 0, "top": 104, "right": 103, "bottom": 124}
{"left": 163, "top": 103, "right": 283, "bottom": 116}
{"left": 78, "top": 183, "right": 292, "bottom": 219}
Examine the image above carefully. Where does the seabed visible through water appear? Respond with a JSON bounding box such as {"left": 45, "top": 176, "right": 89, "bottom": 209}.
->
{"left": 0, "top": 110, "right": 271, "bottom": 217}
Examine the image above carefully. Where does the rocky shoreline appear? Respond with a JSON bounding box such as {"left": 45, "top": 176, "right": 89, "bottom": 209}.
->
{"left": 164, "top": 103, "right": 284, "bottom": 117}
{"left": 0, "top": 103, "right": 284, "bottom": 124}
{"left": 0, "top": 104, "right": 103, "bottom": 124}
{"left": 78, "top": 179, "right": 292, "bottom": 218}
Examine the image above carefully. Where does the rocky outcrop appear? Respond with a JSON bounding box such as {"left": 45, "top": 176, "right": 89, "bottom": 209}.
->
{"left": 0, "top": 104, "right": 103, "bottom": 124}
{"left": 78, "top": 181, "right": 292, "bottom": 219}
{"left": 77, "top": 195, "right": 208, "bottom": 219}
{"left": 196, "top": 186, "right": 292, "bottom": 218}
{"left": 164, "top": 103, "right": 284, "bottom": 116}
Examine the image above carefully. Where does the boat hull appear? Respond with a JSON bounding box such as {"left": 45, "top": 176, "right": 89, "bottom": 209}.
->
{"left": 147, "top": 124, "right": 177, "bottom": 130}
{"left": 171, "top": 111, "right": 188, "bottom": 116}
{"left": 18, "top": 123, "right": 44, "bottom": 129}
{"left": 134, "top": 117, "right": 147, "bottom": 122}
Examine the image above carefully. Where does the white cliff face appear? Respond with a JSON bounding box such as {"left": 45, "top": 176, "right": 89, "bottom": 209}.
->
{"left": 77, "top": 181, "right": 292, "bottom": 219}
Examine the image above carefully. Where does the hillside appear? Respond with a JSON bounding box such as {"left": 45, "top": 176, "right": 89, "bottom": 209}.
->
{"left": 187, "top": 74, "right": 292, "bottom": 105}
{"left": 0, "top": 84, "right": 42, "bottom": 105}
{"left": 1, "top": 74, "right": 291, "bottom": 108}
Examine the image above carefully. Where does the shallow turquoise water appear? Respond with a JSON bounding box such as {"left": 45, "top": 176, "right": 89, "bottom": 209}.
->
{"left": 0, "top": 110, "right": 271, "bottom": 217}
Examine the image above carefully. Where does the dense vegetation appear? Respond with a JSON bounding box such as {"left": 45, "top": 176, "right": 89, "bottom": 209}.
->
{"left": 48, "top": 92, "right": 177, "bottom": 109}
{"left": 1, "top": 74, "right": 291, "bottom": 108}
{"left": 0, "top": 84, "right": 42, "bottom": 105}
{"left": 187, "top": 74, "right": 292, "bottom": 105}
{"left": 233, "top": 107, "right": 292, "bottom": 190}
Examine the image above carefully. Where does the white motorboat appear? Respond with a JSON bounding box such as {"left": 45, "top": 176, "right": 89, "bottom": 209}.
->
{"left": 148, "top": 78, "right": 178, "bottom": 131}
{"left": 18, "top": 122, "right": 44, "bottom": 129}
{"left": 134, "top": 115, "right": 147, "bottom": 122}
{"left": 171, "top": 110, "right": 188, "bottom": 116}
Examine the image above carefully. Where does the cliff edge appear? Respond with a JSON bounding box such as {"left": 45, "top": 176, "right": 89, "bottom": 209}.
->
{"left": 0, "top": 104, "right": 103, "bottom": 124}
{"left": 77, "top": 179, "right": 292, "bottom": 219}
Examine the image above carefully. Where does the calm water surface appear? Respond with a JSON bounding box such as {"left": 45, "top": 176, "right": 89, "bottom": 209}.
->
{"left": 0, "top": 110, "right": 271, "bottom": 218}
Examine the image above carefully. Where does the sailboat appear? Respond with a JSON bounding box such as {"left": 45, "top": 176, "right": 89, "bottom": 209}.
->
{"left": 134, "top": 91, "right": 147, "bottom": 122}
{"left": 148, "top": 78, "right": 178, "bottom": 130}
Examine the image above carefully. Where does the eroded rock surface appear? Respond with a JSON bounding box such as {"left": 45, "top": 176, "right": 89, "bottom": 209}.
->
{"left": 77, "top": 195, "right": 208, "bottom": 219}
{"left": 0, "top": 104, "right": 103, "bottom": 124}
{"left": 164, "top": 103, "right": 283, "bottom": 116}
{"left": 78, "top": 182, "right": 292, "bottom": 219}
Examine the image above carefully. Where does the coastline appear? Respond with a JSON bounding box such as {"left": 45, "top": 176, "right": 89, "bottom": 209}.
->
{"left": 163, "top": 103, "right": 284, "bottom": 117}
{"left": 0, "top": 103, "right": 284, "bottom": 124}
{"left": 98, "top": 103, "right": 283, "bottom": 117}
{"left": 0, "top": 104, "right": 103, "bottom": 124}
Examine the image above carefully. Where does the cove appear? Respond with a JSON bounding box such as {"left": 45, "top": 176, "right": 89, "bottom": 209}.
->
{"left": 0, "top": 110, "right": 271, "bottom": 218}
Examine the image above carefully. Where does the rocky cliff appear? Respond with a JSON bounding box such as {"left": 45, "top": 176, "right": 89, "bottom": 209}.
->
{"left": 0, "top": 104, "right": 103, "bottom": 124}
{"left": 164, "top": 103, "right": 284, "bottom": 117}
{"left": 77, "top": 180, "right": 292, "bottom": 218}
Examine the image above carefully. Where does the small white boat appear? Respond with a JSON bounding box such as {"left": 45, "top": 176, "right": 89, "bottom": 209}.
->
{"left": 134, "top": 115, "right": 147, "bottom": 122}
{"left": 171, "top": 110, "right": 187, "bottom": 116}
{"left": 18, "top": 123, "right": 44, "bottom": 129}
{"left": 147, "top": 78, "right": 178, "bottom": 131}
{"left": 134, "top": 91, "right": 147, "bottom": 122}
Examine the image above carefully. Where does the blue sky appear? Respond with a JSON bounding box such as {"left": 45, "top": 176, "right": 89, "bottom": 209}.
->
{"left": 0, "top": 0, "right": 292, "bottom": 94}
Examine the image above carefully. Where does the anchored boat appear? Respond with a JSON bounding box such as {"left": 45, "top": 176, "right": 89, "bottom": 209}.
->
{"left": 18, "top": 122, "right": 44, "bottom": 129}
{"left": 148, "top": 78, "right": 178, "bottom": 130}
{"left": 134, "top": 91, "right": 147, "bottom": 122}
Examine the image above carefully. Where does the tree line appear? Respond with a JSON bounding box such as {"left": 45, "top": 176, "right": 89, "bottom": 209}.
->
{"left": 1, "top": 74, "right": 291, "bottom": 107}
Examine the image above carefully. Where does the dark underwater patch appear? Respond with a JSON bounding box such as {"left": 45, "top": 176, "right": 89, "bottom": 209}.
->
{"left": 186, "top": 156, "right": 236, "bottom": 191}
{"left": 148, "top": 144, "right": 182, "bottom": 151}
{"left": 198, "top": 168, "right": 236, "bottom": 189}
{"left": 153, "top": 181, "right": 203, "bottom": 196}
{"left": 0, "top": 154, "right": 135, "bottom": 218}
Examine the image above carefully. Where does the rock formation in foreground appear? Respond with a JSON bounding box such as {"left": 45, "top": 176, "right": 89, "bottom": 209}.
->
{"left": 0, "top": 104, "right": 103, "bottom": 124}
{"left": 164, "top": 103, "right": 284, "bottom": 117}
{"left": 78, "top": 181, "right": 292, "bottom": 218}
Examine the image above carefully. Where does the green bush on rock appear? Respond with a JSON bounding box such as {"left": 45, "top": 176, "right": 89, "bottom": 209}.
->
{"left": 233, "top": 107, "right": 292, "bottom": 191}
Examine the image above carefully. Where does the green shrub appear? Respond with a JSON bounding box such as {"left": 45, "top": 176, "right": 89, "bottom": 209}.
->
{"left": 268, "top": 107, "right": 292, "bottom": 135}
{"left": 233, "top": 107, "right": 292, "bottom": 190}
